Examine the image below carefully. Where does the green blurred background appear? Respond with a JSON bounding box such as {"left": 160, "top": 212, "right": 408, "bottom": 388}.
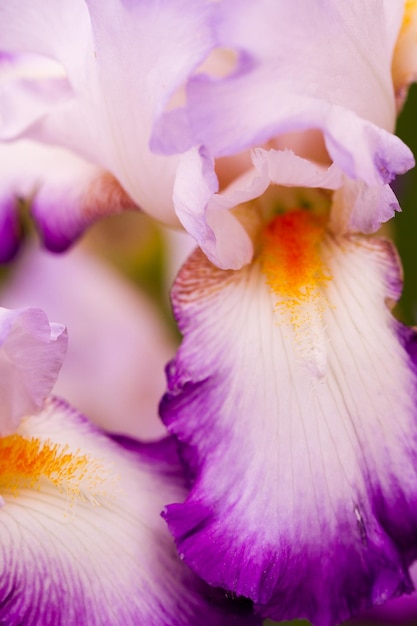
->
{"left": 394, "top": 82, "right": 417, "bottom": 326}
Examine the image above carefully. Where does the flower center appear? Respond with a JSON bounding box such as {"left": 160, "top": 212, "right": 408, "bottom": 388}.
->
{"left": 259, "top": 209, "right": 332, "bottom": 374}
{"left": 261, "top": 208, "right": 330, "bottom": 308}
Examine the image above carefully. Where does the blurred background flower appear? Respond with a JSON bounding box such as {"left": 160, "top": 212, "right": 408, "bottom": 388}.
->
{"left": 0, "top": 210, "right": 197, "bottom": 440}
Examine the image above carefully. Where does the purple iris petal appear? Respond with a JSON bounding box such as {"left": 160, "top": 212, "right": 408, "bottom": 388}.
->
{"left": 161, "top": 231, "right": 417, "bottom": 626}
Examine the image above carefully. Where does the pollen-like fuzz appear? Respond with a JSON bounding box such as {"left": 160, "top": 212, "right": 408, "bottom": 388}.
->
{"left": 401, "top": 0, "right": 417, "bottom": 31}
{"left": 0, "top": 434, "right": 107, "bottom": 503}
{"left": 260, "top": 209, "right": 330, "bottom": 319}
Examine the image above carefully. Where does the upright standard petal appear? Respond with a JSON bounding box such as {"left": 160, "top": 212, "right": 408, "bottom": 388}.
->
{"left": 0, "top": 397, "right": 259, "bottom": 626}
{"left": 0, "top": 307, "right": 67, "bottom": 435}
{"left": 161, "top": 210, "right": 417, "bottom": 626}
{"left": 155, "top": 0, "right": 414, "bottom": 252}
{"left": 0, "top": 0, "right": 216, "bottom": 225}
{"left": 159, "top": 0, "right": 405, "bottom": 156}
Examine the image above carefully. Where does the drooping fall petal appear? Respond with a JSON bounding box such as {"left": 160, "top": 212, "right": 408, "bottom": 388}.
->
{"left": 161, "top": 213, "right": 417, "bottom": 626}
{"left": 0, "top": 397, "right": 259, "bottom": 626}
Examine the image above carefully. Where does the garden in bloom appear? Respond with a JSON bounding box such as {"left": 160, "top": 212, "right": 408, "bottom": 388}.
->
{"left": 1, "top": 2, "right": 417, "bottom": 625}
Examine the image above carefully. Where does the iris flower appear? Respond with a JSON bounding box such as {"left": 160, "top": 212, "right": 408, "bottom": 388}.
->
{"left": 0, "top": 305, "right": 260, "bottom": 625}
{"left": 161, "top": 179, "right": 417, "bottom": 626}
{"left": 157, "top": 2, "right": 417, "bottom": 625}
{"left": 2, "top": 2, "right": 417, "bottom": 625}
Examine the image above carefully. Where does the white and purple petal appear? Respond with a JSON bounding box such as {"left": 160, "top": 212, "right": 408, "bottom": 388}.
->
{"left": 0, "top": 397, "right": 259, "bottom": 626}
{"left": 161, "top": 224, "right": 417, "bottom": 626}
{"left": 0, "top": 140, "right": 135, "bottom": 254}
{"left": 0, "top": 306, "right": 67, "bottom": 435}
{"left": 330, "top": 176, "right": 403, "bottom": 235}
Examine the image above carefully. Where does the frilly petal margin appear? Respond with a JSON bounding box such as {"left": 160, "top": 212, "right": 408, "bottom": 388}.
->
{"left": 0, "top": 306, "right": 67, "bottom": 435}
{"left": 173, "top": 147, "right": 255, "bottom": 270}
{"left": 0, "top": 397, "right": 260, "bottom": 626}
{"left": 174, "top": 146, "right": 343, "bottom": 270}
{"left": 160, "top": 232, "right": 417, "bottom": 626}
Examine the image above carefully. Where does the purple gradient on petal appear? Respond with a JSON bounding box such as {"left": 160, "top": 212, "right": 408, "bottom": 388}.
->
{"left": 160, "top": 241, "right": 417, "bottom": 626}
{"left": 161, "top": 344, "right": 417, "bottom": 624}
{"left": 398, "top": 325, "right": 417, "bottom": 369}
{"left": 0, "top": 198, "right": 21, "bottom": 262}
{"left": 370, "top": 128, "right": 416, "bottom": 185}
{"left": 110, "top": 433, "right": 185, "bottom": 475}
{"left": 163, "top": 489, "right": 414, "bottom": 625}
{"left": 30, "top": 166, "right": 138, "bottom": 254}
{"left": 32, "top": 200, "right": 85, "bottom": 253}
{"left": 376, "top": 239, "right": 405, "bottom": 303}
{"left": 103, "top": 433, "right": 259, "bottom": 624}
{"left": 37, "top": 224, "right": 77, "bottom": 253}
{"left": 0, "top": 395, "right": 260, "bottom": 626}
